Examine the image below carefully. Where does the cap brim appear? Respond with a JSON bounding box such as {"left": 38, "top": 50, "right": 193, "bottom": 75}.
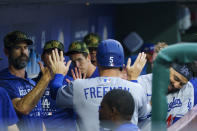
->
{"left": 15, "top": 39, "right": 33, "bottom": 45}
{"left": 65, "top": 51, "right": 72, "bottom": 56}
{"left": 44, "top": 48, "right": 66, "bottom": 55}
{"left": 65, "top": 50, "right": 85, "bottom": 56}
{"left": 88, "top": 47, "right": 97, "bottom": 51}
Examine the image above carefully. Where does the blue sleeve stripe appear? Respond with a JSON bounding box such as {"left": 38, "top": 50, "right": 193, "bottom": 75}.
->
{"left": 130, "top": 80, "right": 138, "bottom": 83}
{"left": 194, "top": 83, "right": 197, "bottom": 105}
{"left": 173, "top": 117, "right": 181, "bottom": 124}
{"left": 190, "top": 78, "right": 197, "bottom": 105}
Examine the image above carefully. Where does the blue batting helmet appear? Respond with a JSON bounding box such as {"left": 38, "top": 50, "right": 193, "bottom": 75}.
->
{"left": 97, "top": 39, "right": 124, "bottom": 68}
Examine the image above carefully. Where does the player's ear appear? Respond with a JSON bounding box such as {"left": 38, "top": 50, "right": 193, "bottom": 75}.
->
{"left": 4, "top": 48, "right": 10, "bottom": 57}
{"left": 87, "top": 54, "right": 91, "bottom": 60}
{"left": 111, "top": 107, "right": 119, "bottom": 115}
{"left": 41, "top": 53, "right": 45, "bottom": 62}
{"left": 87, "top": 54, "right": 91, "bottom": 62}
{"left": 111, "top": 107, "right": 119, "bottom": 121}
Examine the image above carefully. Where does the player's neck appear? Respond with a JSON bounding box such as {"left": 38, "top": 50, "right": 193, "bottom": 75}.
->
{"left": 9, "top": 65, "right": 26, "bottom": 79}
{"left": 99, "top": 68, "right": 122, "bottom": 77}
{"left": 114, "top": 120, "right": 132, "bottom": 129}
{"left": 86, "top": 63, "right": 96, "bottom": 78}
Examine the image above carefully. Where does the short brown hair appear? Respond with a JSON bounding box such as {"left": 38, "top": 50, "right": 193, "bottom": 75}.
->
{"left": 154, "top": 42, "right": 168, "bottom": 53}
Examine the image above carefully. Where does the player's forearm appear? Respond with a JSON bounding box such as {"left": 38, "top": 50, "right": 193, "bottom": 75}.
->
{"left": 127, "top": 75, "right": 138, "bottom": 81}
{"left": 14, "top": 75, "right": 50, "bottom": 114}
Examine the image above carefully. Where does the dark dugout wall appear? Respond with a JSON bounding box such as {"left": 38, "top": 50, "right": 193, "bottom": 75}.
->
{"left": 115, "top": 2, "right": 180, "bottom": 54}
{"left": 0, "top": 4, "right": 115, "bottom": 69}
{"left": 0, "top": 2, "right": 182, "bottom": 75}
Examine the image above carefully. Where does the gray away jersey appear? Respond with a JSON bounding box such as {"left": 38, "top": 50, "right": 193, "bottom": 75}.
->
{"left": 56, "top": 77, "right": 148, "bottom": 131}
{"left": 137, "top": 73, "right": 153, "bottom": 103}
{"left": 137, "top": 73, "right": 196, "bottom": 126}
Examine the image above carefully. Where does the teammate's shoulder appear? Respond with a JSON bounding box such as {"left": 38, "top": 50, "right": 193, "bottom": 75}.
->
{"left": 119, "top": 78, "right": 143, "bottom": 88}
{"left": 129, "top": 81, "right": 143, "bottom": 88}
{"left": 178, "top": 81, "right": 194, "bottom": 95}
{"left": 138, "top": 73, "right": 152, "bottom": 80}
{"left": 184, "top": 81, "right": 194, "bottom": 89}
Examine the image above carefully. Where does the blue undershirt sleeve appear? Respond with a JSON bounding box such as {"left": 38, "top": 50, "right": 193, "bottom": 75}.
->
{"left": 50, "top": 74, "right": 65, "bottom": 100}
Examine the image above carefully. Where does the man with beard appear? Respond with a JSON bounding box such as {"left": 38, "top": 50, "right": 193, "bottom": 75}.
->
{"left": 165, "top": 63, "right": 195, "bottom": 126}
{"left": 0, "top": 31, "right": 70, "bottom": 131}
{"left": 137, "top": 42, "right": 197, "bottom": 127}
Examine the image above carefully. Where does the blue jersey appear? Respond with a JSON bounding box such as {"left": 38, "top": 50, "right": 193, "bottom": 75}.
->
{"left": 34, "top": 72, "right": 76, "bottom": 131}
{"left": 42, "top": 67, "right": 99, "bottom": 131}
{"left": 114, "top": 123, "right": 139, "bottom": 131}
{"left": 50, "top": 67, "right": 99, "bottom": 98}
{"left": 90, "top": 67, "right": 99, "bottom": 78}
{"left": 0, "top": 68, "right": 43, "bottom": 131}
{"left": 0, "top": 87, "right": 18, "bottom": 131}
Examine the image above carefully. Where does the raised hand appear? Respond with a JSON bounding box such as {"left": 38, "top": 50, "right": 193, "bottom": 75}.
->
{"left": 71, "top": 67, "right": 86, "bottom": 80}
{"left": 38, "top": 61, "right": 52, "bottom": 81}
{"left": 126, "top": 52, "right": 147, "bottom": 80}
{"left": 65, "top": 67, "right": 86, "bottom": 84}
{"left": 49, "top": 49, "right": 71, "bottom": 76}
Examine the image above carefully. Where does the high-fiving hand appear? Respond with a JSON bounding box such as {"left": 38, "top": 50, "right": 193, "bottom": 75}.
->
{"left": 49, "top": 49, "right": 71, "bottom": 76}
{"left": 126, "top": 52, "right": 147, "bottom": 80}
{"left": 66, "top": 67, "right": 86, "bottom": 83}
{"left": 71, "top": 67, "right": 86, "bottom": 80}
{"left": 38, "top": 61, "right": 52, "bottom": 81}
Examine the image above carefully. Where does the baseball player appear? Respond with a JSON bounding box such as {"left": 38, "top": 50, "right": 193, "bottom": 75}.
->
{"left": 49, "top": 41, "right": 99, "bottom": 99}
{"left": 137, "top": 42, "right": 197, "bottom": 126}
{"left": 51, "top": 39, "right": 148, "bottom": 131}
{"left": 65, "top": 41, "right": 99, "bottom": 78}
{"left": 0, "top": 30, "right": 45, "bottom": 131}
{"left": 139, "top": 63, "right": 196, "bottom": 126}
{"left": 33, "top": 40, "right": 75, "bottom": 131}
{"left": 0, "top": 87, "right": 19, "bottom": 131}
{"left": 0, "top": 31, "right": 68, "bottom": 131}
{"left": 99, "top": 89, "right": 139, "bottom": 131}
{"left": 83, "top": 33, "right": 101, "bottom": 66}
{"left": 138, "top": 42, "right": 168, "bottom": 103}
